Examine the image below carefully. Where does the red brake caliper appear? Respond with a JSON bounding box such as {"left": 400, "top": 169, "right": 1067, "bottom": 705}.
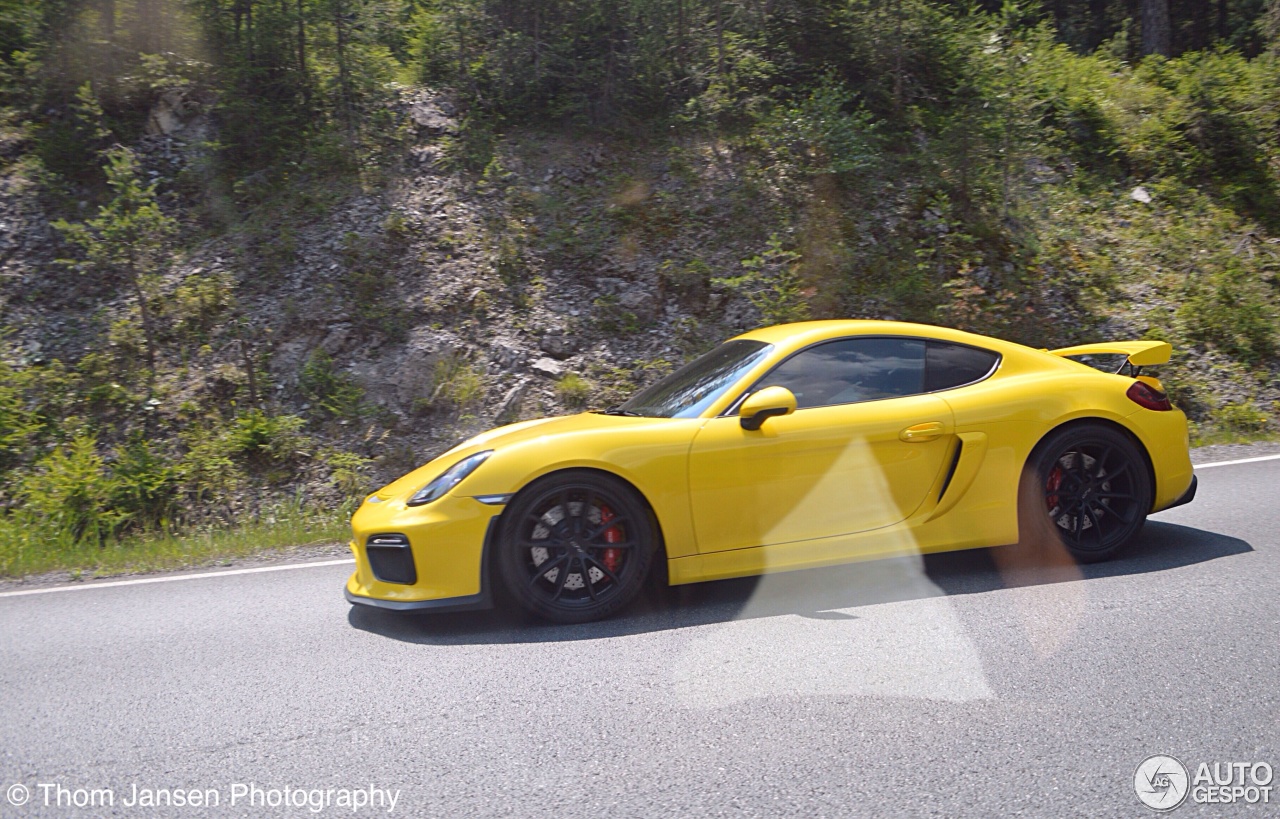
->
{"left": 1045, "top": 465, "right": 1063, "bottom": 510}
{"left": 599, "top": 505, "right": 623, "bottom": 574}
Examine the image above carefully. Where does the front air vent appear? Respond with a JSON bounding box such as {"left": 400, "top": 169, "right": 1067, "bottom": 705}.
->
{"left": 366, "top": 534, "right": 417, "bottom": 585}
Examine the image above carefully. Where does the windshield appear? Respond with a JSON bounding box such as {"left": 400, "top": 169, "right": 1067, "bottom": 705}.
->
{"left": 616, "top": 340, "right": 773, "bottom": 418}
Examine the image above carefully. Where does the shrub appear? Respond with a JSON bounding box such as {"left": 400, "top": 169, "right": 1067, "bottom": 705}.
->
{"left": 168, "top": 273, "right": 235, "bottom": 341}
{"left": 108, "top": 436, "right": 180, "bottom": 532}
{"left": 556, "top": 373, "right": 592, "bottom": 408}
{"left": 0, "top": 361, "right": 38, "bottom": 476}
{"left": 227, "top": 410, "right": 308, "bottom": 464}
{"left": 178, "top": 423, "right": 244, "bottom": 503}
{"left": 763, "top": 78, "right": 880, "bottom": 177}
{"left": 336, "top": 232, "right": 411, "bottom": 341}
{"left": 19, "top": 434, "right": 122, "bottom": 543}
{"left": 323, "top": 449, "right": 374, "bottom": 499}
{"left": 1216, "top": 401, "right": 1270, "bottom": 434}
{"left": 429, "top": 355, "right": 486, "bottom": 412}
{"left": 299, "top": 350, "right": 365, "bottom": 419}
{"left": 591, "top": 294, "right": 643, "bottom": 334}
{"left": 658, "top": 258, "right": 712, "bottom": 309}
{"left": 437, "top": 114, "right": 498, "bottom": 173}
{"left": 716, "top": 235, "right": 811, "bottom": 327}
{"left": 382, "top": 211, "right": 410, "bottom": 246}
{"left": 1177, "top": 267, "right": 1278, "bottom": 366}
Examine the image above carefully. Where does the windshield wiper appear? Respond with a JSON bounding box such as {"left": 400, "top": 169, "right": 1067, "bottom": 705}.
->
{"left": 595, "top": 406, "right": 644, "bottom": 416}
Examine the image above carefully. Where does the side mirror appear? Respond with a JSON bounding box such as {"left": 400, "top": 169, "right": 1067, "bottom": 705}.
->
{"left": 739, "top": 386, "right": 797, "bottom": 431}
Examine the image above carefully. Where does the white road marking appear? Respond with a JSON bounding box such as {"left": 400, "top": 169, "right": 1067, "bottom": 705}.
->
{"left": 0, "top": 558, "right": 354, "bottom": 599}
{"left": 1193, "top": 453, "right": 1280, "bottom": 470}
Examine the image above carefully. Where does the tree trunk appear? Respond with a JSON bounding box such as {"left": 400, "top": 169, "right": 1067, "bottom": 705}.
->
{"left": 245, "top": 0, "right": 254, "bottom": 63}
{"left": 296, "top": 0, "right": 309, "bottom": 103}
{"left": 1141, "top": 0, "right": 1172, "bottom": 56}
{"left": 135, "top": 0, "right": 158, "bottom": 52}
{"left": 333, "top": 0, "right": 352, "bottom": 127}
{"left": 533, "top": 3, "right": 541, "bottom": 84}
{"left": 100, "top": 0, "right": 116, "bottom": 42}
{"left": 130, "top": 270, "right": 157, "bottom": 377}
{"left": 1087, "top": 0, "right": 1108, "bottom": 51}
{"left": 239, "top": 336, "right": 259, "bottom": 406}
{"left": 334, "top": 11, "right": 347, "bottom": 92}
{"left": 716, "top": 0, "right": 724, "bottom": 78}
{"left": 675, "top": 0, "right": 685, "bottom": 74}
{"left": 1186, "top": 0, "right": 1212, "bottom": 49}
{"left": 892, "top": 0, "right": 904, "bottom": 117}
{"left": 1218, "top": 0, "right": 1229, "bottom": 40}
{"left": 98, "top": 0, "right": 117, "bottom": 77}
{"left": 455, "top": 4, "right": 466, "bottom": 81}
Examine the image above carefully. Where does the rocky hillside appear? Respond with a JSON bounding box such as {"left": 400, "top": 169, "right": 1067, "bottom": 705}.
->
{"left": 2, "top": 0, "right": 1279, "bottom": 570}
{"left": 6, "top": 86, "right": 1280, "bottom": 503}
{"left": 1, "top": 88, "right": 838, "bottom": 543}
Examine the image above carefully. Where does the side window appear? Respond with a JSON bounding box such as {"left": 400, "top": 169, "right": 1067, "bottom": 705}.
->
{"left": 757, "top": 338, "right": 926, "bottom": 409}
{"left": 925, "top": 342, "right": 1000, "bottom": 392}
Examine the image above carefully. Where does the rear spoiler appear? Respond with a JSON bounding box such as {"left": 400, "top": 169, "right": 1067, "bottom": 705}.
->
{"left": 1048, "top": 340, "right": 1171, "bottom": 368}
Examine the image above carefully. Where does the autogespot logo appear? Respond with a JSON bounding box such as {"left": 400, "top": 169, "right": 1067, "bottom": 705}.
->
{"left": 1135, "top": 755, "right": 1190, "bottom": 812}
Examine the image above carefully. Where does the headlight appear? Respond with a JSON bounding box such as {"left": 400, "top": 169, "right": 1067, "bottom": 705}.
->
{"left": 406, "top": 451, "right": 493, "bottom": 507}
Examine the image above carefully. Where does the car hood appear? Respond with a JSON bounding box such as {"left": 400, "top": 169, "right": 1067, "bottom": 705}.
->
{"left": 369, "top": 412, "right": 658, "bottom": 501}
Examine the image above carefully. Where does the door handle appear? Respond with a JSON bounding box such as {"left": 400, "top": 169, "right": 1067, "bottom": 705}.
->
{"left": 899, "top": 422, "right": 944, "bottom": 443}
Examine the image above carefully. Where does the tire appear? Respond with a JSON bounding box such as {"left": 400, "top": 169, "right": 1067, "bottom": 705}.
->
{"left": 496, "top": 471, "right": 657, "bottom": 623}
{"left": 1018, "top": 423, "right": 1152, "bottom": 563}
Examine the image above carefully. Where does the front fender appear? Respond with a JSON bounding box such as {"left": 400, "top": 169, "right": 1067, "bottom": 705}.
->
{"left": 456, "top": 418, "right": 706, "bottom": 558}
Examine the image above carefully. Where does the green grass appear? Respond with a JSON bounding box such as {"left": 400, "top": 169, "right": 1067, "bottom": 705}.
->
{"left": 1189, "top": 427, "right": 1280, "bottom": 448}
{"left": 555, "top": 373, "right": 592, "bottom": 408}
{"left": 0, "top": 504, "right": 351, "bottom": 580}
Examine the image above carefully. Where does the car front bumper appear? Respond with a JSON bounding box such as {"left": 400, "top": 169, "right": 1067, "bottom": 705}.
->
{"left": 344, "top": 584, "right": 491, "bottom": 612}
{"left": 344, "top": 493, "right": 501, "bottom": 612}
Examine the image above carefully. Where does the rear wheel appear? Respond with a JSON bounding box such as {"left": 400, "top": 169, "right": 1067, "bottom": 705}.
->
{"left": 496, "top": 472, "right": 656, "bottom": 623}
{"left": 1019, "top": 424, "right": 1152, "bottom": 563}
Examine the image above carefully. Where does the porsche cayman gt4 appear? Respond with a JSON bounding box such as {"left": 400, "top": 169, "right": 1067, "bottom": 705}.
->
{"left": 345, "top": 320, "right": 1196, "bottom": 623}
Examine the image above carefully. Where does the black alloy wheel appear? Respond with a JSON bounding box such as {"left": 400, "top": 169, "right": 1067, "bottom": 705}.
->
{"left": 497, "top": 472, "right": 656, "bottom": 623}
{"left": 1020, "top": 424, "right": 1152, "bottom": 563}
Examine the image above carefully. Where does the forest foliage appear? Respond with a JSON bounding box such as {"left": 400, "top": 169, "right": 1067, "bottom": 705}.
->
{"left": 1, "top": 0, "right": 1279, "bottom": 570}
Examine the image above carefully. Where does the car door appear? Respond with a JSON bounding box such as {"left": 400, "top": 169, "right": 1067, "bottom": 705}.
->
{"left": 687, "top": 336, "right": 956, "bottom": 554}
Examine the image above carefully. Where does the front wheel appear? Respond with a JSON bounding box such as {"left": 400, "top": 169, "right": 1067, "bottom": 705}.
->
{"left": 1019, "top": 424, "right": 1152, "bottom": 563}
{"left": 496, "top": 472, "right": 656, "bottom": 623}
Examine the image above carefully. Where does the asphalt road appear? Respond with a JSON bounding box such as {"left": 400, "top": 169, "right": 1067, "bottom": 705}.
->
{"left": 2, "top": 452, "right": 1278, "bottom": 818}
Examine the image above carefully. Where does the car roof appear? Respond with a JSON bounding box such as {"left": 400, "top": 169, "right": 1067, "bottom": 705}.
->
{"left": 732, "top": 319, "right": 1027, "bottom": 354}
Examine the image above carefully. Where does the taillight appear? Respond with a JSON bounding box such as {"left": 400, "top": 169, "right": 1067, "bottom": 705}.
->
{"left": 1126, "top": 381, "right": 1172, "bottom": 411}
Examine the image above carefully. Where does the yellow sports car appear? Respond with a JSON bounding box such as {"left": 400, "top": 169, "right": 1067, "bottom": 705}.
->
{"left": 345, "top": 320, "right": 1196, "bottom": 623}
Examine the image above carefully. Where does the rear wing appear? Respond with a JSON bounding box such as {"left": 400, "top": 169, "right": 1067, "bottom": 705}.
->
{"left": 1048, "top": 340, "right": 1171, "bottom": 368}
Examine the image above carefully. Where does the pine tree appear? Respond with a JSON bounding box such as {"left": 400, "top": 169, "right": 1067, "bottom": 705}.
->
{"left": 54, "top": 147, "right": 177, "bottom": 378}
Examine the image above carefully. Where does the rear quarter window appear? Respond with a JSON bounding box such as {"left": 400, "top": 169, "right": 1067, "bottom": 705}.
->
{"left": 925, "top": 342, "right": 1000, "bottom": 392}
